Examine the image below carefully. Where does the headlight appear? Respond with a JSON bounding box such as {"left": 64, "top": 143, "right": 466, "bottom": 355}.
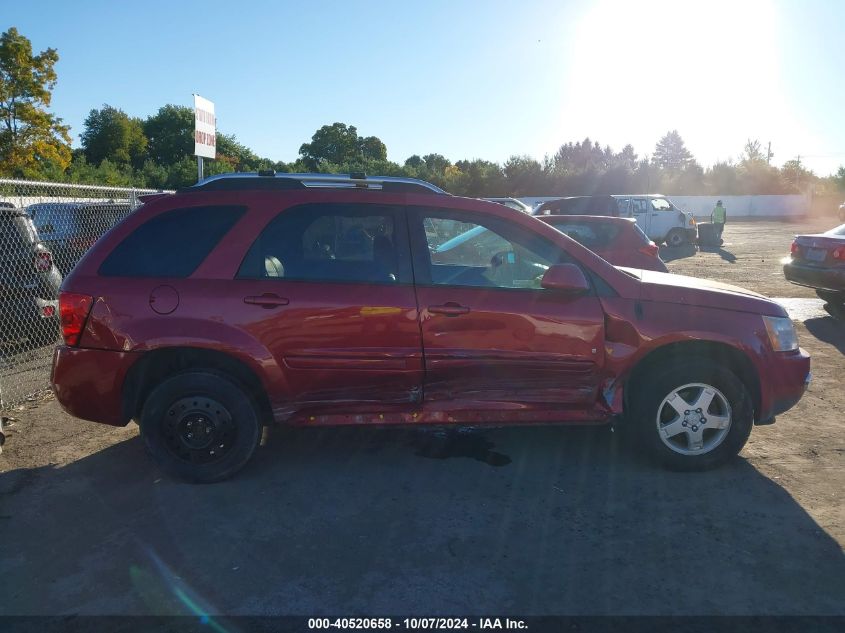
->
{"left": 763, "top": 316, "right": 798, "bottom": 352}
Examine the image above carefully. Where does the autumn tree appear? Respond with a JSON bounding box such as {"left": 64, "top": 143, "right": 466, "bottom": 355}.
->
{"left": 0, "top": 27, "right": 71, "bottom": 176}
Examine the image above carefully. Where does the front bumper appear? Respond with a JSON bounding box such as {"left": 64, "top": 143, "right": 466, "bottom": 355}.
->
{"left": 756, "top": 347, "right": 811, "bottom": 424}
{"left": 783, "top": 260, "right": 845, "bottom": 292}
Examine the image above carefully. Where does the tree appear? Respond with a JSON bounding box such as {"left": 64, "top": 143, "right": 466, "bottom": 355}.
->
{"left": 740, "top": 139, "right": 766, "bottom": 165}
{"left": 781, "top": 158, "right": 813, "bottom": 192}
{"left": 80, "top": 104, "right": 147, "bottom": 168}
{"left": 652, "top": 130, "right": 693, "bottom": 171}
{"left": 359, "top": 135, "right": 387, "bottom": 161}
{"left": 298, "top": 122, "right": 387, "bottom": 169}
{"left": 143, "top": 104, "right": 194, "bottom": 166}
{"left": 404, "top": 154, "right": 424, "bottom": 168}
{"left": 422, "top": 153, "right": 451, "bottom": 172}
{"left": 0, "top": 27, "right": 71, "bottom": 176}
{"left": 835, "top": 166, "right": 845, "bottom": 192}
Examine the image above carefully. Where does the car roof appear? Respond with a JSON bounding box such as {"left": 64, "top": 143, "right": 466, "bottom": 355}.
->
{"left": 541, "top": 214, "right": 636, "bottom": 225}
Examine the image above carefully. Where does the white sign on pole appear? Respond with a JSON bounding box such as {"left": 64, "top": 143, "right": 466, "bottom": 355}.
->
{"left": 193, "top": 94, "right": 216, "bottom": 159}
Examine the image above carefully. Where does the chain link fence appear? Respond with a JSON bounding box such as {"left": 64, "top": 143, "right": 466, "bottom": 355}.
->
{"left": 0, "top": 179, "right": 171, "bottom": 410}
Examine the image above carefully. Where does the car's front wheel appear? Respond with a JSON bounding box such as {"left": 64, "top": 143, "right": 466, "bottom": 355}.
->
{"left": 665, "top": 228, "right": 687, "bottom": 247}
{"left": 630, "top": 360, "right": 753, "bottom": 470}
{"left": 140, "top": 371, "right": 263, "bottom": 483}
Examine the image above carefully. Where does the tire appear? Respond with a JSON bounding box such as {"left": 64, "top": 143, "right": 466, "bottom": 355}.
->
{"left": 665, "top": 229, "right": 687, "bottom": 247}
{"left": 629, "top": 359, "right": 753, "bottom": 471}
{"left": 816, "top": 289, "right": 845, "bottom": 306}
{"left": 139, "top": 371, "right": 262, "bottom": 483}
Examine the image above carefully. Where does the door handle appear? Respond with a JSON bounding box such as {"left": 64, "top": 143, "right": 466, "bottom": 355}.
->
{"left": 428, "top": 303, "right": 470, "bottom": 316}
{"left": 244, "top": 293, "right": 290, "bottom": 308}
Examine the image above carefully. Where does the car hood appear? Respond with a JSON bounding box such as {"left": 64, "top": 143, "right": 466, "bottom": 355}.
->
{"left": 618, "top": 267, "right": 787, "bottom": 317}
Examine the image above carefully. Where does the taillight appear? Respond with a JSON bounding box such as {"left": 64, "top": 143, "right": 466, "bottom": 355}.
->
{"left": 34, "top": 251, "right": 53, "bottom": 272}
{"left": 639, "top": 242, "right": 660, "bottom": 257}
{"left": 790, "top": 241, "right": 799, "bottom": 256}
{"left": 833, "top": 247, "right": 845, "bottom": 260}
{"left": 59, "top": 292, "right": 94, "bottom": 346}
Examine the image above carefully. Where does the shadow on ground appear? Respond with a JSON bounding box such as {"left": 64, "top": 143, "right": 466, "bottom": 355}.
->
{"left": 805, "top": 315, "right": 845, "bottom": 354}
{"left": 1, "top": 425, "right": 843, "bottom": 616}
{"left": 658, "top": 243, "right": 696, "bottom": 262}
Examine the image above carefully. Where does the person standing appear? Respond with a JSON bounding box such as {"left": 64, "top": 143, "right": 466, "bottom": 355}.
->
{"left": 711, "top": 200, "right": 727, "bottom": 243}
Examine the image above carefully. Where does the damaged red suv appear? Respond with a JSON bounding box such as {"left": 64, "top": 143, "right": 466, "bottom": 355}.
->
{"left": 52, "top": 173, "right": 810, "bottom": 482}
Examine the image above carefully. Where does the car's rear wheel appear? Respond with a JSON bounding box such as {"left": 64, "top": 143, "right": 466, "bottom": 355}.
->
{"left": 629, "top": 359, "right": 753, "bottom": 470}
{"left": 140, "top": 371, "right": 262, "bottom": 483}
{"left": 665, "top": 228, "right": 687, "bottom": 247}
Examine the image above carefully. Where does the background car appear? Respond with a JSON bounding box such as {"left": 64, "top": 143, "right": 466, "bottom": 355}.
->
{"left": 534, "top": 195, "right": 620, "bottom": 217}
{"left": 540, "top": 215, "right": 668, "bottom": 272}
{"left": 534, "top": 194, "right": 696, "bottom": 247}
{"left": 27, "top": 201, "right": 132, "bottom": 273}
{"left": 839, "top": 201, "right": 845, "bottom": 222}
{"left": 0, "top": 205, "right": 62, "bottom": 348}
{"left": 483, "top": 197, "right": 534, "bottom": 214}
{"left": 783, "top": 223, "right": 845, "bottom": 308}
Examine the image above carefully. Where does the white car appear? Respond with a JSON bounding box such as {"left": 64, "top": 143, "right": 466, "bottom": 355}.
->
{"left": 483, "top": 197, "right": 534, "bottom": 214}
{"left": 612, "top": 195, "right": 697, "bottom": 247}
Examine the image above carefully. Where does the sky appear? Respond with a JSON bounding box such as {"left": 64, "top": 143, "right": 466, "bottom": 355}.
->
{"left": 6, "top": 0, "right": 845, "bottom": 175}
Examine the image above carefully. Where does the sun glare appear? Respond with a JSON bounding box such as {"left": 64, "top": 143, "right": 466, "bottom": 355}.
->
{"left": 553, "top": 0, "right": 809, "bottom": 165}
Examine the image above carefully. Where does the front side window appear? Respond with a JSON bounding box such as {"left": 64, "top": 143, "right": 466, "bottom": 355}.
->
{"left": 238, "top": 204, "right": 409, "bottom": 284}
{"left": 651, "top": 198, "right": 672, "bottom": 211}
{"left": 414, "top": 210, "right": 565, "bottom": 290}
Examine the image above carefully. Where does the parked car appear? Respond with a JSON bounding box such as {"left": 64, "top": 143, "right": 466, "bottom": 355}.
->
{"left": 483, "top": 197, "right": 533, "bottom": 214}
{"left": 52, "top": 172, "right": 810, "bottom": 482}
{"left": 534, "top": 195, "right": 620, "bottom": 217}
{"left": 0, "top": 206, "right": 62, "bottom": 348}
{"left": 783, "top": 223, "right": 845, "bottom": 307}
{"left": 540, "top": 215, "right": 668, "bottom": 272}
{"left": 27, "top": 201, "right": 133, "bottom": 273}
{"left": 535, "top": 194, "right": 696, "bottom": 247}
{"left": 839, "top": 201, "right": 845, "bottom": 222}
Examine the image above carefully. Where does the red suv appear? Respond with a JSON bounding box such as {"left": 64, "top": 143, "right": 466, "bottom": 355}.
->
{"left": 52, "top": 173, "right": 810, "bottom": 482}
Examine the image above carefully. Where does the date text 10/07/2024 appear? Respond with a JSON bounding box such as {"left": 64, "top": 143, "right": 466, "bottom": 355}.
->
{"left": 308, "top": 618, "right": 528, "bottom": 630}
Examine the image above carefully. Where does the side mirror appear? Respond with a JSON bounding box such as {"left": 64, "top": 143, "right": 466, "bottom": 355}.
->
{"left": 540, "top": 263, "right": 591, "bottom": 293}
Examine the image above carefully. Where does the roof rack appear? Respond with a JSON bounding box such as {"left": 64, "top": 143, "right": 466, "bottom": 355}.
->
{"left": 186, "top": 172, "right": 448, "bottom": 195}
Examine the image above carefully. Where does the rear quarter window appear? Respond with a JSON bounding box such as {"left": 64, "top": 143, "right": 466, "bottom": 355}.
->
{"left": 98, "top": 205, "right": 245, "bottom": 277}
{"left": 551, "top": 222, "right": 622, "bottom": 248}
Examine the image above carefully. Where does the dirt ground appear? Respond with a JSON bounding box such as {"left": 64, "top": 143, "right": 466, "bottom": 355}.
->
{"left": 0, "top": 219, "right": 843, "bottom": 616}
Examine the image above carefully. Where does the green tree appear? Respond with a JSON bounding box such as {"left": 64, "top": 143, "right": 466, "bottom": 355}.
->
{"left": 422, "top": 153, "right": 451, "bottom": 172}
{"left": 0, "top": 27, "right": 71, "bottom": 176}
{"left": 652, "top": 130, "right": 693, "bottom": 171}
{"left": 143, "top": 104, "right": 194, "bottom": 165}
{"left": 298, "top": 122, "right": 388, "bottom": 169}
{"left": 80, "top": 104, "right": 147, "bottom": 168}
{"left": 781, "top": 158, "right": 813, "bottom": 192}
{"left": 503, "top": 155, "right": 546, "bottom": 195}
{"left": 359, "top": 135, "right": 387, "bottom": 161}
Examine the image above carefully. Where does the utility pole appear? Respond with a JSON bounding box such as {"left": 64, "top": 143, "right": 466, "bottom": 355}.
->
{"left": 766, "top": 141, "right": 773, "bottom": 164}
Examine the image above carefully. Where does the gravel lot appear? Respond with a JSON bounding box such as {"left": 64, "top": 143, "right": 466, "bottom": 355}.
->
{"left": 1, "top": 218, "right": 843, "bottom": 616}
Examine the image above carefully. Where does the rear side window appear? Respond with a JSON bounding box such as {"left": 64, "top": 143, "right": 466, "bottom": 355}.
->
{"left": 237, "top": 204, "right": 411, "bottom": 284}
{"left": 99, "top": 205, "right": 245, "bottom": 277}
{"left": 549, "top": 222, "right": 621, "bottom": 249}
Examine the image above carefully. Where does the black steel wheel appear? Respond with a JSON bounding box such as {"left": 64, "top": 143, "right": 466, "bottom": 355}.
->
{"left": 140, "top": 371, "right": 262, "bottom": 483}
